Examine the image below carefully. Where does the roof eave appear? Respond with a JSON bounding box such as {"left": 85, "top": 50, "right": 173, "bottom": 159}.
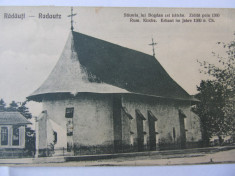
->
{"left": 0, "top": 122, "right": 32, "bottom": 125}
{"left": 27, "top": 91, "right": 198, "bottom": 103}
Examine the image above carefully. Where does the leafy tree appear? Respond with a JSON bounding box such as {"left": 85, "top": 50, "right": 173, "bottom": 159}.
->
{"left": 18, "top": 101, "right": 34, "bottom": 155}
{"left": 193, "top": 80, "right": 233, "bottom": 146}
{"left": 18, "top": 101, "right": 32, "bottom": 119}
{"left": 195, "top": 35, "right": 235, "bottom": 146}
{"left": 3, "top": 99, "right": 32, "bottom": 119}
{"left": 8, "top": 100, "right": 18, "bottom": 112}
{"left": 0, "top": 99, "right": 6, "bottom": 111}
{"left": 25, "top": 127, "right": 36, "bottom": 156}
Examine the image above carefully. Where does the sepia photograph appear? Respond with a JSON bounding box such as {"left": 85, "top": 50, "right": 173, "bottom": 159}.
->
{"left": 0, "top": 6, "right": 234, "bottom": 166}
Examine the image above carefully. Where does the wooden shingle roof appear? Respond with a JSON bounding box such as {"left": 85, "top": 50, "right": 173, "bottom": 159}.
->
{"left": 28, "top": 31, "right": 196, "bottom": 102}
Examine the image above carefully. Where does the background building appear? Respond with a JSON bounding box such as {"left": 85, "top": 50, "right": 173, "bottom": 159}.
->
{"left": 0, "top": 112, "right": 31, "bottom": 158}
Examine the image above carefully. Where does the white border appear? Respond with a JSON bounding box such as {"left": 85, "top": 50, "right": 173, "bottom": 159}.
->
{"left": 0, "top": 1, "right": 235, "bottom": 176}
{"left": 0, "top": 0, "right": 234, "bottom": 8}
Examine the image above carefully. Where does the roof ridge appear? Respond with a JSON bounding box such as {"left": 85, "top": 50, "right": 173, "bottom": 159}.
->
{"left": 72, "top": 31, "right": 154, "bottom": 58}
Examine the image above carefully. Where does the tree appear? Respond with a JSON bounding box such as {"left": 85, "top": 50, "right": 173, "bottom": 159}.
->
{"left": 195, "top": 35, "right": 235, "bottom": 146}
{"left": 8, "top": 100, "right": 18, "bottom": 112}
{"left": 25, "top": 127, "right": 36, "bottom": 156}
{"left": 4, "top": 100, "right": 32, "bottom": 119}
{"left": 17, "top": 101, "right": 34, "bottom": 155}
{"left": 17, "top": 100, "right": 34, "bottom": 154}
{"left": 0, "top": 99, "right": 6, "bottom": 111}
{"left": 198, "top": 37, "right": 234, "bottom": 86}
{"left": 18, "top": 101, "right": 32, "bottom": 119}
{"left": 193, "top": 80, "right": 233, "bottom": 146}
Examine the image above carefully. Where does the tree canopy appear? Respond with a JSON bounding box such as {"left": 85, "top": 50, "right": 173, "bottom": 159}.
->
{"left": 0, "top": 98, "right": 32, "bottom": 119}
{"left": 18, "top": 101, "right": 32, "bottom": 119}
{"left": 194, "top": 35, "right": 235, "bottom": 145}
{"left": 0, "top": 99, "right": 6, "bottom": 111}
{"left": 8, "top": 100, "right": 18, "bottom": 112}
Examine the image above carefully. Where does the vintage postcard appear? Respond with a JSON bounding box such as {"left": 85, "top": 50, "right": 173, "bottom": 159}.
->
{"left": 0, "top": 6, "right": 234, "bottom": 166}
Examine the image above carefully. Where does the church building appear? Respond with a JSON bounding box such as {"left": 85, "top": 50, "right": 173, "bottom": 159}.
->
{"left": 27, "top": 12, "right": 202, "bottom": 156}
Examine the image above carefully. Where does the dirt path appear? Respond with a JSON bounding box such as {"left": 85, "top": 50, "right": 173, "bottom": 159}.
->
{"left": 14, "top": 148, "right": 235, "bottom": 166}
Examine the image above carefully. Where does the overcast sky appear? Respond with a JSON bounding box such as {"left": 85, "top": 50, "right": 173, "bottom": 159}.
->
{"left": 0, "top": 7, "right": 234, "bottom": 115}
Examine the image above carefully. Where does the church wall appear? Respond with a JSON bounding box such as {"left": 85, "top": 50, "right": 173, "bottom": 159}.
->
{"left": 42, "top": 93, "right": 114, "bottom": 155}
{"left": 121, "top": 94, "right": 202, "bottom": 150}
{"left": 121, "top": 109, "right": 132, "bottom": 151}
{"left": 72, "top": 94, "right": 114, "bottom": 155}
{"left": 179, "top": 107, "right": 202, "bottom": 148}
{"left": 36, "top": 112, "right": 55, "bottom": 157}
{"left": 42, "top": 100, "right": 68, "bottom": 152}
{"left": 41, "top": 93, "right": 202, "bottom": 155}
{"left": 37, "top": 115, "right": 47, "bottom": 150}
{"left": 122, "top": 95, "right": 180, "bottom": 150}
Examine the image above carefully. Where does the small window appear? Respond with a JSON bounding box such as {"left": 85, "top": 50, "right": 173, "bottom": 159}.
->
{"left": 144, "top": 134, "right": 147, "bottom": 145}
{"left": 53, "top": 131, "right": 57, "bottom": 144}
{"left": 156, "top": 134, "right": 159, "bottom": 144}
{"left": 1, "top": 127, "right": 8, "bottom": 145}
{"left": 65, "top": 107, "right": 74, "bottom": 118}
{"left": 12, "top": 127, "right": 19, "bottom": 146}
{"left": 173, "top": 127, "right": 176, "bottom": 141}
{"left": 184, "top": 118, "right": 187, "bottom": 128}
{"left": 143, "top": 121, "right": 146, "bottom": 131}
{"left": 130, "top": 134, "right": 134, "bottom": 146}
{"left": 155, "top": 122, "right": 158, "bottom": 132}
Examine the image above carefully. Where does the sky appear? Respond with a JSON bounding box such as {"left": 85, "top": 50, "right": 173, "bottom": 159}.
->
{"left": 0, "top": 7, "right": 235, "bottom": 115}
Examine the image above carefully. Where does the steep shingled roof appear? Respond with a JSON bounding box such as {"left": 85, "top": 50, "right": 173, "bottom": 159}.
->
{"left": 0, "top": 112, "right": 31, "bottom": 125}
{"left": 28, "top": 31, "right": 195, "bottom": 101}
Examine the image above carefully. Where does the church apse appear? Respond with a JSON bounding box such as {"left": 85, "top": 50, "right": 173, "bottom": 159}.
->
{"left": 40, "top": 93, "right": 115, "bottom": 155}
